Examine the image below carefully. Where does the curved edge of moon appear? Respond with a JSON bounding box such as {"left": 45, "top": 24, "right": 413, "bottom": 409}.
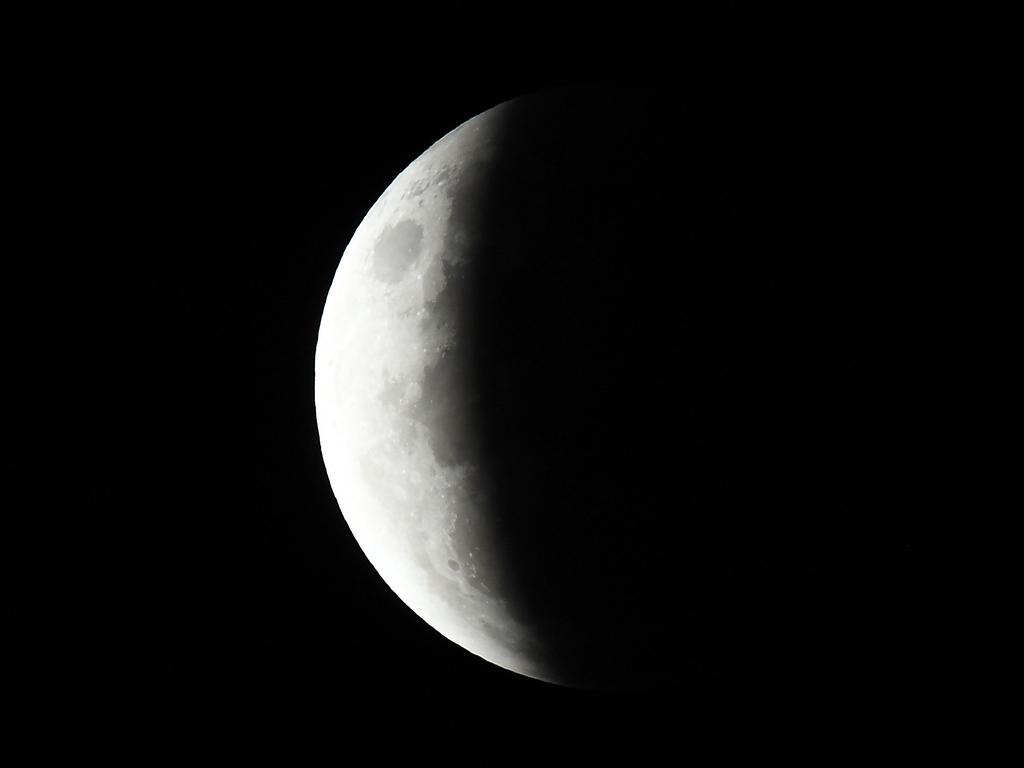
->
{"left": 315, "top": 101, "right": 559, "bottom": 684}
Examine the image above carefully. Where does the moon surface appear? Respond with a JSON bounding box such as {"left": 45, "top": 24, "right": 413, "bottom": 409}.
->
{"left": 313, "top": 91, "right": 807, "bottom": 689}
{"left": 315, "top": 90, "right": 719, "bottom": 689}
{"left": 313, "top": 88, "right": 931, "bottom": 690}
{"left": 314, "top": 101, "right": 555, "bottom": 682}
{"left": 314, "top": 86, "right": 1014, "bottom": 701}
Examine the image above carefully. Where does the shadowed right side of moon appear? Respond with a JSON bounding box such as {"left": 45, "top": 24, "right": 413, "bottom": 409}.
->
{"left": 456, "top": 86, "right": 1008, "bottom": 690}
{"left": 451, "top": 89, "right": 790, "bottom": 689}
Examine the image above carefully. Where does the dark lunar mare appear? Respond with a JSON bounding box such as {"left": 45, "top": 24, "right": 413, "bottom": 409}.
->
{"left": 451, "top": 86, "right": 1013, "bottom": 690}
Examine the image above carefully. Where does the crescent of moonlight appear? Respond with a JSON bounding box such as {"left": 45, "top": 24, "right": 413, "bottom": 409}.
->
{"left": 314, "top": 100, "right": 557, "bottom": 684}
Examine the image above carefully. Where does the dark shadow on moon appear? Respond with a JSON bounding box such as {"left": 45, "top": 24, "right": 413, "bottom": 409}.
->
{"left": 442, "top": 86, "right": 885, "bottom": 689}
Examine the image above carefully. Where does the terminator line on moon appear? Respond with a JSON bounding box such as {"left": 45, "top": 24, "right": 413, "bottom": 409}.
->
{"left": 314, "top": 101, "right": 553, "bottom": 682}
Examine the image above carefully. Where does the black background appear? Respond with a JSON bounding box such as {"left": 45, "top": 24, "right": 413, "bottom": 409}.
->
{"left": 10, "top": 7, "right": 1019, "bottom": 763}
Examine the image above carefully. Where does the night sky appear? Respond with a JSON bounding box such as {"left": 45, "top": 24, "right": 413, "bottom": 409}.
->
{"left": 11, "top": 8, "right": 1018, "bottom": 763}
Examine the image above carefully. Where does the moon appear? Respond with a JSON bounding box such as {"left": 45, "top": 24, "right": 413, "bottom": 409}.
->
{"left": 314, "top": 100, "right": 556, "bottom": 682}
{"left": 315, "top": 90, "right": 707, "bottom": 689}
{"left": 314, "top": 86, "right": 1013, "bottom": 702}
{"left": 314, "top": 88, "right": 842, "bottom": 689}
